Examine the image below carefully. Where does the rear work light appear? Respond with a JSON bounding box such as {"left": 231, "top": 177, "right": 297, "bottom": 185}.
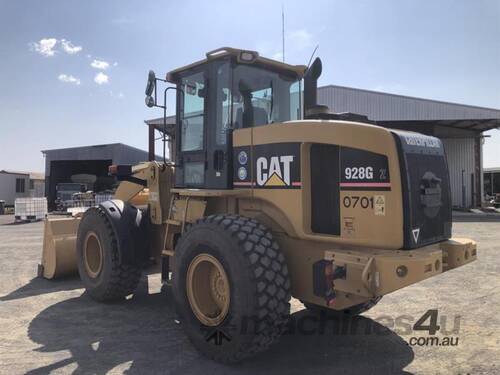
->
{"left": 239, "top": 50, "right": 258, "bottom": 63}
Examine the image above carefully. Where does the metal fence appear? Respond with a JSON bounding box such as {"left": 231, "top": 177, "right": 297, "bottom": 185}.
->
{"left": 65, "top": 193, "right": 114, "bottom": 216}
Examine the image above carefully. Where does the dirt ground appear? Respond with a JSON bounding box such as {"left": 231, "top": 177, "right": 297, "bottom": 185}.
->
{"left": 0, "top": 214, "right": 499, "bottom": 375}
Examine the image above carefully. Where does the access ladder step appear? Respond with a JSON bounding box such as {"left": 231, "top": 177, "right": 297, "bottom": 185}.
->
{"left": 166, "top": 219, "right": 182, "bottom": 226}
{"left": 162, "top": 249, "right": 175, "bottom": 257}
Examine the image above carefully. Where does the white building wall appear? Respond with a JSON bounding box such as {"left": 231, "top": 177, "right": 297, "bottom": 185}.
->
{"left": 0, "top": 173, "right": 30, "bottom": 205}
{"left": 442, "top": 138, "right": 476, "bottom": 208}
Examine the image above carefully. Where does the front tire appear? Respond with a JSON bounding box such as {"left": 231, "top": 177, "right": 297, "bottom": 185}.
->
{"left": 172, "top": 214, "right": 291, "bottom": 363}
{"left": 76, "top": 207, "right": 142, "bottom": 302}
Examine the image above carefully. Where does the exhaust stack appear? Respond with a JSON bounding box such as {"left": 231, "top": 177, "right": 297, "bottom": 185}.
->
{"left": 303, "top": 57, "right": 330, "bottom": 118}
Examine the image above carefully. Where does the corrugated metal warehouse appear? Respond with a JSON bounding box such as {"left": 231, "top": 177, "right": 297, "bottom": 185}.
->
{"left": 317, "top": 85, "right": 500, "bottom": 208}
{"left": 145, "top": 85, "right": 500, "bottom": 209}
{"left": 42, "top": 143, "right": 152, "bottom": 210}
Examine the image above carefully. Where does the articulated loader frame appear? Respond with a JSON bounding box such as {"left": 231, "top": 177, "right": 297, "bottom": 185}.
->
{"left": 41, "top": 159, "right": 476, "bottom": 311}
{"left": 36, "top": 47, "right": 479, "bottom": 364}
{"left": 39, "top": 44, "right": 477, "bottom": 312}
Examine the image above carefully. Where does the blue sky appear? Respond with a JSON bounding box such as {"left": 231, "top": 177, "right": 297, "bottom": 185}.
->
{"left": 0, "top": 0, "right": 499, "bottom": 172}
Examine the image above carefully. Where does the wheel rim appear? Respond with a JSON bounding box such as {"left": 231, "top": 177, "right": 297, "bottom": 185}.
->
{"left": 186, "top": 253, "right": 230, "bottom": 326}
{"left": 83, "top": 231, "right": 103, "bottom": 278}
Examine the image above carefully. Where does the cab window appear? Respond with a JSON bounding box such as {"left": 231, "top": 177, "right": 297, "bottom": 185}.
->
{"left": 180, "top": 72, "right": 205, "bottom": 152}
{"left": 215, "top": 64, "right": 232, "bottom": 145}
{"left": 232, "top": 64, "right": 300, "bottom": 128}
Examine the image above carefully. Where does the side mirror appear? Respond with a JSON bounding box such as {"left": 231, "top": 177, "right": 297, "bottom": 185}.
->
{"left": 145, "top": 95, "right": 155, "bottom": 108}
{"left": 145, "top": 70, "right": 156, "bottom": 96}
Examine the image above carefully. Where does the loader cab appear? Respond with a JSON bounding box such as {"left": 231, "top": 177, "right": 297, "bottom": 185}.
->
{"left": 166, "top": 48, "right": 305, "bottom": 189}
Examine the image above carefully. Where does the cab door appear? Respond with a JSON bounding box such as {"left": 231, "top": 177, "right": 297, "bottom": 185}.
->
{"left": 205, "top": 60, "right": 233, "bottom": 189}
{"left": 175, "top": 61, "right": 234, "bottom": 189}
{"left": 175, "top": 69, "right": 207, "bottom": 188}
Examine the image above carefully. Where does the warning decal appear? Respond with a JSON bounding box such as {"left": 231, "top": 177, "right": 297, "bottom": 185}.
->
{"left": 374, "top": 195, "right": 386, "bottom": 216}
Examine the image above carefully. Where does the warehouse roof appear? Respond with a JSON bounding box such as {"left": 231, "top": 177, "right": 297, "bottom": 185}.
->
{"left": 41, "top": 143, "right": 162, "bottom": 166}
{"left": 380, "top": 118, "right": 500, "bottom": 133}
{"left": 0, "top": 170, "right": 29, "bottom": 176}
{"left": 318, "top": 85, "right": 500, "bottom": 130}
{"left": 484, "top": 167, "right": 500, "bottom": 173}
{"left": 0, "top": 170, "right": 44, "bottom": 179}
{"left": 41, "top": 142, "right": 148, "bottom": 155}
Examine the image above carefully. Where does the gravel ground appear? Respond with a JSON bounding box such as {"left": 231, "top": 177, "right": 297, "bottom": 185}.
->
{"left": 0, "top": 214, "right": 499, "bottom": 374}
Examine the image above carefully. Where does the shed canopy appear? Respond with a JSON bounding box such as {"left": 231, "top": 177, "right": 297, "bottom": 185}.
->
{"left": 144, "top": 117, "right": 176, "bottom": 136}
{"left": 380, "top": 119, "right": 500, "bottom": 135}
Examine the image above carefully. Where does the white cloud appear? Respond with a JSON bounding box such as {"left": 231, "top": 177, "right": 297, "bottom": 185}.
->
{"left": 31, "top": 38, "right": 58, "bottom": 57}
{"left": 288, "top": 29, "right": 313, "bottom": 50}
{"left": 30, "top": 38, "right": 82, "bottom": 56}
{"left": 60, "top": 39, "right": 82, "bottom": 55}
{"left": 90, "top": 59, "right": 110, "bottom": 70}
{"left": 94, "top": 72, "right": 109, "bottom": 85}
{"left": 58, "top": 74, "right": 81, "bottom": 85}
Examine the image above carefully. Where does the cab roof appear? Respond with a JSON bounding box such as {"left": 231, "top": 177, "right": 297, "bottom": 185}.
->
{"left": 166, "top": 47, "right": 307, "bottom": 82}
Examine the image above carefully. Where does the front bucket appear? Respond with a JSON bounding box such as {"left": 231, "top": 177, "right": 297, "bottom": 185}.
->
{"left": 39, "top": 217, "right": 81, "bottom": 279}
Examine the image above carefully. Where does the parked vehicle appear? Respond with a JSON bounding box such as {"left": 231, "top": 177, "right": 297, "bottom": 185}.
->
{"left": 55, "top": 183, "right": 86, "bottom": 211}
{"left": 493, "top": 193, "right": 500, "bottom": 208}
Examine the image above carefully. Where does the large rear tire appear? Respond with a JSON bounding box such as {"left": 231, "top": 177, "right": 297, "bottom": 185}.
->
{"left": 172, "top": 214, "right": 291, "bottom": 363}
{"left": 76, "top": 207, "right": 142, "bottom": 302}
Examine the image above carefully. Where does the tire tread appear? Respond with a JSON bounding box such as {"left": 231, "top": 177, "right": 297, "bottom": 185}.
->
{"left": 78, "top": 207, "right": 142, "bottom": 301}
{"left": 177, "top": 214, "right": 291, "bottom": 362}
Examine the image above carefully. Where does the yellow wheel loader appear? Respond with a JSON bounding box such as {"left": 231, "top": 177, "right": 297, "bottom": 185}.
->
{"left": 40, "top": 47, "right": 477, "bottom": 363}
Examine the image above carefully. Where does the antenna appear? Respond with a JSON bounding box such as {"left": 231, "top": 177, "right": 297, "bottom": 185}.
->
{"left": 307, "top": 45, "right": 319, "bottom": 69}
{"left": 281, "top": 4, "right": 285, "bottom": 62}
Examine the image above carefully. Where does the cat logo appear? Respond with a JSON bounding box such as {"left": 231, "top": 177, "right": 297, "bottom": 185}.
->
{"left": 256, "top": 155, "right": 294, "bottom": 187}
